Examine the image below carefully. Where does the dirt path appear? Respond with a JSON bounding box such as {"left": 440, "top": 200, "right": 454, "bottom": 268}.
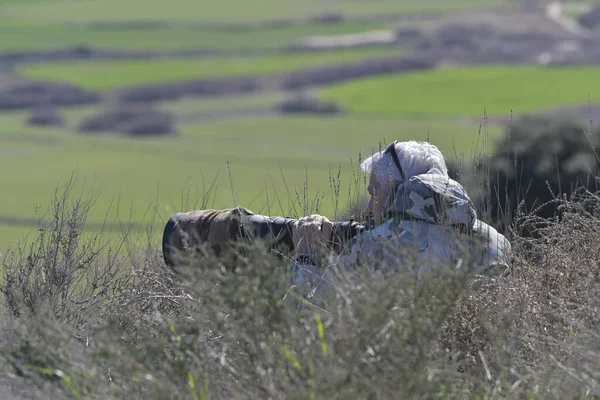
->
{"left": 545, "top": 1, "right": 593, "bottom": 37}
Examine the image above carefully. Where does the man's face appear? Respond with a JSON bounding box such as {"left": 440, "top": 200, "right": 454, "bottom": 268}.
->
{"left": 365, "top": 174, "right": 391, "bottom": 227}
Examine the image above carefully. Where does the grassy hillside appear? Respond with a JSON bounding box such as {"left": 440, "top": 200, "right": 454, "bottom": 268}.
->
{"left": 321, "top": 65, "right": 600, "bottom": 117}
{"left": 0, "top": 112, "right": 501, "bottom": 221}
{"left": 0, "top": 110, "right": 502, "bottom": 248}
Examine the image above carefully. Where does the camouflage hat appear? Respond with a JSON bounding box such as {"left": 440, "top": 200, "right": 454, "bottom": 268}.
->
{"left": 386, "top": 174, "right": 477, "bottom": 227}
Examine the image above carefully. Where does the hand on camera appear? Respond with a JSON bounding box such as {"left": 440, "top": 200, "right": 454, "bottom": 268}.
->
{"left": 292, "top": 214, "right": 333, "bottom": 258}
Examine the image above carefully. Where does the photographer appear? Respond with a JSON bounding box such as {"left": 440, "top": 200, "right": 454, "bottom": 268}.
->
{"left": 162, "top": 141, "right": 511, "bottom": 291}
{"left": 289, "top": 141, "right": 512, "bottom": 294}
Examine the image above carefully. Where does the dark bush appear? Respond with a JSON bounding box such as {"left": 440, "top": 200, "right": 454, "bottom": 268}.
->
{"left": 118, "top": 56, "right": 434, "bottom": 103}
{"left": 484, "top": 116, "right": 600, "bottom": 235}
{"left": 0, "top": 81, "right": 99, "bottom": 111}
{"left": 277, "top": 92, "right": 344, "bottom": 115}
{"left": 118, "top": 86, "right": 183, "bottom": 103}
{"left": 118, "top": 79, "right": 258, "bottom": 103}
{"left": 78, "top": 106, "right": 176, "bottom": 136}
{"left": 578, "top": 5, "right": 600, "bottom": 29}
{"left": 282, "top": 55, "right": 435, "bottom": 90}
{"left": 121, "top": 114, "right": 176, "bottom": 136}
{"left": 308, "top": 13, "right": 344, "bottom": 24}
{"left": 435, "top": 25, "right": 492, "bottom": 51}
{"left": 26, "top": 107, "right": 65, "bottom": 127}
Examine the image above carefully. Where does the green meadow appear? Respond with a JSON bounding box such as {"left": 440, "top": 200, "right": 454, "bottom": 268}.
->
{"left": 0, "top": 108, "right": 502, "bottom": 248}
{"left": 0, "top": 0, "right": 513, "bottom": 55}
{"left": 0, "top": 0, "right": 510, "bottom": 54}
{"left": 0, "top": 20, "right": 389, "bottom": 52}
{"left": 0, "top": 111, "right": 501, "bottom": 221}
{"left": 321, "top": 65, "right": 600, "bottom": 117}
{"left": 2, "top": 0, "right": 510, "bottom": 23}
{"left": 18, "top": 47, "right": 400, "bottom": 91}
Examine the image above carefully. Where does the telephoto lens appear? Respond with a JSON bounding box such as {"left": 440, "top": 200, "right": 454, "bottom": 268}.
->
{"left": 162, "top": 209, "right": 368, "bottom": 268}
{"left": 245, "top": 215, "right": 366, "bottom": 253}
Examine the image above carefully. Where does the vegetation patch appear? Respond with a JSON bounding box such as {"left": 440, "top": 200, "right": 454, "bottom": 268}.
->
{"left": 78, "top": 106, "right": 177, "bottom": 137}
{"left": 277, "top": 91, "right": 344, "bottom": 115}
{"left": 321, "top": 65, "right": 600, "bottom": 117}
{"left": 0, "top": 81, "right": 99, "bottom": 111}
{"left": 26, "top": 107, "right": 65, "bottom": 127}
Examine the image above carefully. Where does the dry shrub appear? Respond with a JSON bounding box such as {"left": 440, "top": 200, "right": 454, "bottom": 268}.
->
{"left": 440, "top": 189, "right": 600, "bottom": 397}
{"left": 277, "top": 91, "right": 344, "bottom": 115}
{"left": 0, "top": 178, "right": 191, "bottom": 399}
{"left": 2, "top": 180, "right": 600, "bottom": 399}
{"left": 26, "top": 107, "right": 65, "bottom": 127}
{"left": 78, "top": 106, "right": 176, "bottom": 137}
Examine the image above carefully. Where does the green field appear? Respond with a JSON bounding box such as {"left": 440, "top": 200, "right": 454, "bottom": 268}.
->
{"left": 0, "top": 0, "right": 511, "bottom": 53}
{"left": 0, "top": 111, "right": 502, "bottom": 249}
{"left": 21, "top": 63, "right": 600, "bottom": 116}
{"left": 18, "top": 47, "right": 400, "bottom": 90}
{"left": 0, "top": 0, "right": 592, "bottom": 254}
{"left": 321, "top": 65, "right": 600, "bottom": 117}
{"left": 6, "top": 63, "right": 600, "bottom": 251}
{"left": 1, "top": 115, "right": 499, "bottom": 251}
{"left": 1, "top": 0, "right": 510, "bottom": 23}
{"left": 0, "top": 19, "right": 390, "bottom": 52}
{"left": 158, "top": 93, "right": 286, "bottom": 114}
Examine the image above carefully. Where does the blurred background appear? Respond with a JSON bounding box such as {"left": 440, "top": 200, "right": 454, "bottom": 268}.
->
{"left": 1, "top": 0, "right": 600, "bottom": 249}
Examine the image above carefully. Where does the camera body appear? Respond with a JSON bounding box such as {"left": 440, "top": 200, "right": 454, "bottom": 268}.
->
{"left": 330, "top": 220, "right": 367, "bottom": 252}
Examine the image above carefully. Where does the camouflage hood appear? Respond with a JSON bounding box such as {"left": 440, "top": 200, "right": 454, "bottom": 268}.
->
{"left": 386, "top": 173, "right": 477, "bottom": 228}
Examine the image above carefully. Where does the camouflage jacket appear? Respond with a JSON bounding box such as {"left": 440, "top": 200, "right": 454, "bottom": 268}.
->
{"left": 290, "top": 173, "right": 512, "bottom": 288}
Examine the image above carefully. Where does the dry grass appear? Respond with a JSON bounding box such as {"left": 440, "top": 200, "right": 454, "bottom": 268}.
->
{"left": 1, "top": 173, "right": 600, "bottom": 399}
